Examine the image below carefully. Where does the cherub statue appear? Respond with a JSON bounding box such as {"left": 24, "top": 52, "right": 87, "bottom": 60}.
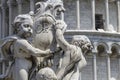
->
{"left": 0, "top": 0, "right": 93, "bottom": 80}
{"left": 32, "top": 0, "right": 93, "bottom": 80}
{"left": 0, "top": 14, "right": 53, "bottom": 80}
{"left": 54, "top": 20, "right": 93, "bottom": 80}
{"left": 33, "top": 0, "right": 65, "bottom": 69}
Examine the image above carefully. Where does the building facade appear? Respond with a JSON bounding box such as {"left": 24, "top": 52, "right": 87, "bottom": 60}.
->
{"left": 0, "top": 0, "right": 120, "bottom": 80}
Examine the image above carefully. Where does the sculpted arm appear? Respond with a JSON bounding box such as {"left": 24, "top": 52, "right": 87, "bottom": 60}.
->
{"left": 55, "top": 21, "right": 70, "bottom": 51}
{"left": 17, "top": 40, "right": 51, "bottom": 57}
{"left": 78, "top": 50, "right": 87, "bottom": 71}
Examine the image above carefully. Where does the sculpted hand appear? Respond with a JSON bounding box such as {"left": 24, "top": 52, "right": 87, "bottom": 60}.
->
{"left": 45, "top": 49, "right": 52, "bottom": 54}
{"left": 44, "top": 49, "right": 55, "bottom": 58}
{"left": 55, "top": 20, "right": 67, "bottom": 32}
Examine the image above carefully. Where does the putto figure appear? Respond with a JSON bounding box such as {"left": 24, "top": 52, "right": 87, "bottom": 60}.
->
{"left": 54, "top": 20, "right": 92, "bottom": 80}
{"left": 0, "top": 14, "right": 53, "bottom": 80}
{"left": 0, "top": 0, "right": 93, "bottom": 80}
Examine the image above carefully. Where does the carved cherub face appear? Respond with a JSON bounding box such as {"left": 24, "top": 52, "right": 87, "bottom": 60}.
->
{"left": 13, "top": 14, "right": 33, "bottom": 38}
{"left": 19, "top": 21, "right": 33, "bottom": 38}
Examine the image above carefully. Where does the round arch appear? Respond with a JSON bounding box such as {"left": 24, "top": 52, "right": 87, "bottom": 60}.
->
{"left": 96, "top": 42, "right": 109, "bottom": 56}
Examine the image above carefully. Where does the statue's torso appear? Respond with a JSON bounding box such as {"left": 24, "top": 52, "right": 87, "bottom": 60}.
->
{"left": 33, "top": 28, "right": 57, "bottom": 67}
{"left": 33, "top": 28, "right": 56, "bottom": 51}
{"left": 13, "top": 39, "right": 32, "bottom": 58}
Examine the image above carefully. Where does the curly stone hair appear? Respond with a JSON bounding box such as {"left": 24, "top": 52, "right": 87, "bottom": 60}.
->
{"left": 36, "top": 67, "right": 57, "bottom": 80}
{"left": 71, "top": 35, "right": 93, "bottom": 54}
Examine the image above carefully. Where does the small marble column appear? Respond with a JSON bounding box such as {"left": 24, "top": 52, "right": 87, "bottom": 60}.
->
{"left": 105, "top": 0, "right": 109, "bottom": 31}
{"left": 91, "top": 0, "right": 95, "bottom": 30}
{"left": 61, "top": 0, "right": 64, "bottom": 20}
{"left": 1, "top": 0, "right": 7, "bottom": 38}
{"left": 117, "top": 57, "right": 120, "bottom": 80}
{"left": 16, "top": 0, "right": 22, "bottom": 14}
{"left": 76, "top": 0, "right": 80, "bottom": 29}
{"left": 117, "top": 0, "right": 120, "bottom": 32}
{"left": 1, "top": 1, "right": 7, "bottom": 74}
{"left": 30, "top": 0, "right": 35, "bottom": 12}
{"left": 0, "top": 8, "right": 2, "bottom": 39}
{"left": 106, "top": 54, "right": 111, "bottom": 80}
{"left": 7, "top": 0, "right": 14, "bottom": 35}
{"left": 93, "top": 53, "right": 97, "bottom": 80}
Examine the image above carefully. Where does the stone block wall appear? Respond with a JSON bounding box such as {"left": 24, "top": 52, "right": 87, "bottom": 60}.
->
{"left": 64, "top": 0, "right": 77, "bottom": 30}
{"left": 81, "top": 56, "right": 93, "bottom": 80}
{"left": 80, "top": 55, "right": 119, "bottom": 80}
{"left": 64, "top": 0, "right": 118, "bottom": 31}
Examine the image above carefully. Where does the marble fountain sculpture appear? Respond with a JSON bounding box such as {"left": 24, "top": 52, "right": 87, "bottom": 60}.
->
{"left": 0, "top": 0, "right": 92, "bottom": 80}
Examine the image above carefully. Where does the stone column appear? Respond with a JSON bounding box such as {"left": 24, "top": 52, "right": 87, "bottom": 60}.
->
{"left": 93, "top": 53, "right": 97, "bottom": 80}
{"left": 0, "top": 8, "right": 2, "bottom": 74}
{"left": 91, "top": 0, "right": 95, "bottom": 30}
{"left": 61, "top": 0, "right": 64, "bottom": 20}
{"left": 16, "top": 0, "right": 22, "bottom": 14}
{"left": 7, "top": 0, "right": 14, "bottom": 35}
{"left": 30, "top": 0, "right": 35, "bottom": 12}
{"left": 106, "top": 54, "right": 111, "bottom": 80}
{"left": 1, "top": 0, "right": 7, "bottom": 38}
{"left": 117, "top": 57, "right": 120, "bottom": 80}
{"left": 117, "top": 0, "right": 120, "bottom": 32}
{"left": 1, "top": 1, "right": 7, "bottom": 74}
{"left": 0, "top": 8, "right": 2, "bottom": 39}
{"left": 105, "top": 0, "right": 109, "bottom": 31}
{"left": 76, "top": 0, "right": 80, "bottom": 29}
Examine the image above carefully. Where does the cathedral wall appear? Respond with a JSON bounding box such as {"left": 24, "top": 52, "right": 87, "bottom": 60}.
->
{"left": 64, "top": 0, "right": 118, "bottom": 31}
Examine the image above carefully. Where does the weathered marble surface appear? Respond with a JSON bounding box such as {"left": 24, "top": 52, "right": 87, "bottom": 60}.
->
{"left": 0, "top": 0, "right": 92, "bottom": 80}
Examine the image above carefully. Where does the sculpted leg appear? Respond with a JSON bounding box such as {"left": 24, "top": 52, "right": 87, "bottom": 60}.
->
{"left": 13, "top": 67, "right": 28, "bottom": 80}
{"left": 62, "top": 70, "right": 74, "bottom": 80}
{"left": 70, "top": 70, "right": 79, "bottom": 80}
{"left": 12, "top": 59, "right": 32, "bottom": 80}
{"left": 70, "top": 63, "right": 79, "bottom": 80}
{"left": 56, "top": 51, "right": 71, "bottom": 80}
